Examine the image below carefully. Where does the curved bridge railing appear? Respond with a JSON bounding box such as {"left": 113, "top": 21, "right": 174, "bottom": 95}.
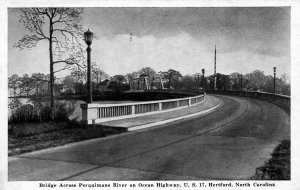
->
{"left": 206, "top": 90, "right": 290, "bottom": 113}
{"left": 81, "top": 91, "right": 205, "bottom": 124}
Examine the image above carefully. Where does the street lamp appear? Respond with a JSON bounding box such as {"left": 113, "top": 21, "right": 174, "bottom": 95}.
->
{"left": 273, "top": 66, "right": 276, "bottom": 94}
{"left": 202, "top": 68, "right": 205, "bottom": 90}
{"left": 84, "top": 29, "right": 94, "bottom": 103}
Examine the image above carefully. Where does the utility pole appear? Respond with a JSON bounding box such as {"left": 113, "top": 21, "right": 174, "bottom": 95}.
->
{"left": 273, "top": 67, "right": 276, "bottom": 94}
{"left": 214, "top": 45, "right": 217, "bottom": 90}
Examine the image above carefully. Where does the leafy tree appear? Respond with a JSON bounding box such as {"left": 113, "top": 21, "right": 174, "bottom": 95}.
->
{"left": 229, "top": 72, "right": 242, "bottom": 90}
{"left": 217, "top": 74, "right": 230, "bottom": 90}
{"left": 207, "top": 75, "right": 214, "bottom": 90}
{"left": 8, "top": 98, "right": 22, "bottom": 110}
{"left": 18, "top": 74, "right": 35, "bottom": 96}
{"left": 279, "top": 74, "right": 290, "bottom": 95}
{"left": 280, "top": 73, "right": 289, "bottom": 84}
{"left": 62, "top": 75, "right": 76, "bottom": 93}
{"left": 70, "top": 68, "right": 87, "bottom": 94}
{"left": 125, "top": 67, "right": 157, "bottom": 84}
{"left": 177, "top": 75, "right": 197, "bottom": 90}
{"left": 228, "top": 70, "right": 290, "bottom": 95}
{"left": 244, "top": 70, "right": 267, "bottom": 91}
{"left": 272, "top": 74, "right": 290, "bottom": 95}
{"left": 14, "top": 8, "right": 86, "bottom": 117}
{"left": 8, "top": 74, "right": 21, "bottom": 97}
{"left": 263, "top": 75, "right": 274, "bottom": 93}
{"left": 31, "top": 73, "right": 50, "bottom": 94}
{"left": 69, "top": 63, "right": 108, "bottom": 92}
{"left": 138, "top": 67, "right": 157, "bottom": 79}
{"left": 111, "top": 75, "right": 126, "bottom": 84}
{"left": 71, "top": 69, "right": 86, "bottom": 83}
{"left": 207, "top": 73, "right": 229, "bottom": 90}
{"left": 110, "top": 75, "right": 129, "bottom": 93}
{"left": 192, "top": 73, "right": 200, "bottom": 88}
{"left": 17, "top": 73, "right": 50, "bottom": 97}
{"left": 159, "top": 69, "right": 182, "bottom": 89}
{"left": 189, "top": 73, "right": 207, "bottom": 90}
{"left": 125, "top": 71, "right": 140, "bottom": 83}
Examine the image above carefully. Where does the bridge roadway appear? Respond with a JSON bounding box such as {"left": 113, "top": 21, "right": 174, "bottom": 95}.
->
{"left": 8, "top": 95, "right": 290, "bottom": 180}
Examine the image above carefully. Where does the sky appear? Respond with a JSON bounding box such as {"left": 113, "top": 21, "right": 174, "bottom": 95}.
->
{"left": 8, "top": 7, "right": 290, "bottom": 80}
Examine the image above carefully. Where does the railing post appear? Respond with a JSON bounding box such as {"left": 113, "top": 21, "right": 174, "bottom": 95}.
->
{"left": 159, "top": 102, "right": 162, "bottom": 111}
{"left": 188, "top": 97, "right": 192, "bottom": 107}
{"left": 131, "top": 105, "right": 135, "bottom": 115}
{"left": 80, "top": 104, "right": 98, "bottom": 125}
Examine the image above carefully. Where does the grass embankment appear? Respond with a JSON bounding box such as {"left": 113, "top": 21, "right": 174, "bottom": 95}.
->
{"left": 252, "top": 140, "right": 290, "bottom": 180}
{"left": 8, "top": 121, "right": 125, "bottom": 156}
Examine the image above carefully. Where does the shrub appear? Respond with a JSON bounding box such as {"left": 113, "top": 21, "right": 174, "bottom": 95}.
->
{"left": 39, "top": 106, "right": 52, "bottom": 122}
{"left": 8, "top": 104, "right": 40, "bottom": 124}
{"left": 8, "top": 98, "right": 22, "bottom": 110}
{"left": 54, "top": 103, "right": 70, "bottom": 122}
{"left": 8, "top": 125, "right": 19, "bottom": 136}
{"left": 9, "top": 101, "right": 74, "bottom": 124}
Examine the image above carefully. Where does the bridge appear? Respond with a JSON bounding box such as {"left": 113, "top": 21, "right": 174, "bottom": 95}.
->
{"left": 80, "top": 90, "right": 206, "bottom": 125}
{"left": 8, "top": 90, "right": 290, "bottom": 180}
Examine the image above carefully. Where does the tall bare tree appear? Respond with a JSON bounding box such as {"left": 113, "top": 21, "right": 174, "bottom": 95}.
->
{"left": 92, "top": 66, "right": 109, "bottom": 84}
{"left": 14, "top": 8, "right": 86, "bottom": 117}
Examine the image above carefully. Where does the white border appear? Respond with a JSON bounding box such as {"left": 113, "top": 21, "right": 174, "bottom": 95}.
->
{"left": 1, "top": 0, "right": 299, "bottom": 190}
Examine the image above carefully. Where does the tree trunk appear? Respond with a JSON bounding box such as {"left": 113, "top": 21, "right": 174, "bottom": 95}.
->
{"left": 76, "top": 74, "right": 79, "bottom": 94}
{"left": 49, "top": 20, "right": 55, "bottom": 119}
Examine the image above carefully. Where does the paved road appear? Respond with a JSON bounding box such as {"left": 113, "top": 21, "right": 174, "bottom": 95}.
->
{"left": 9, "top": 95, "right": 290, "bottom": 180}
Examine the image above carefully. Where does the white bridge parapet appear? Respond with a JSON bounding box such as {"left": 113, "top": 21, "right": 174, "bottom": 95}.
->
{"left": 81, "top": 93, "right": 206, "bottom": 125}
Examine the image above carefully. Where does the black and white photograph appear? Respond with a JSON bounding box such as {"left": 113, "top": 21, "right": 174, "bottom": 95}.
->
{"left": 1, "top": 0, "right": 300, "bottom": 189}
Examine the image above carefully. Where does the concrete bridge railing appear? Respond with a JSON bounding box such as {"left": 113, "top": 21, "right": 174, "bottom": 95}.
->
{"left": 207, "top": 90, "right": 290, "bottom": 113}
{"left": 81, "top": 93, "right": 205, "bottom": 124}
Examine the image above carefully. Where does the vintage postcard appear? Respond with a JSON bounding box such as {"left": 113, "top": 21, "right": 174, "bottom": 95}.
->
{"left": 1, "top": 0, "right": 300, "bottom": 190}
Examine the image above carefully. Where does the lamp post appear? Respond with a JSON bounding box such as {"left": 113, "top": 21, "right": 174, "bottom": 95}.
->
{"left": 202, "top": 68, "right": 205, "bottom": 90}
{"left": 273, "top": 66, "right": 276, "bottom": 94}
{"left": 84, "top": 29, "right": 94, "bottom": 103}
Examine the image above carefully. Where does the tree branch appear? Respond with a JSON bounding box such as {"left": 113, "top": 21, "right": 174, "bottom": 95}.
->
{"left": 53, "top": 65, "right": 70, "bottom": 74}
{"left": 53, "top": 59, "right": 69, "bottom": 64}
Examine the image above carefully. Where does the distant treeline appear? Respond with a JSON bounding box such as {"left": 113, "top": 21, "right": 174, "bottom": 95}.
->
{"left": 8, "top": 67, "right": 290, "bottom": 98}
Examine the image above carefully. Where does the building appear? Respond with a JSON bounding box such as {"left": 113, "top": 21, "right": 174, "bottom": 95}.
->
{"left": 98, "top": 79, "right": 112, "bottom": 92}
